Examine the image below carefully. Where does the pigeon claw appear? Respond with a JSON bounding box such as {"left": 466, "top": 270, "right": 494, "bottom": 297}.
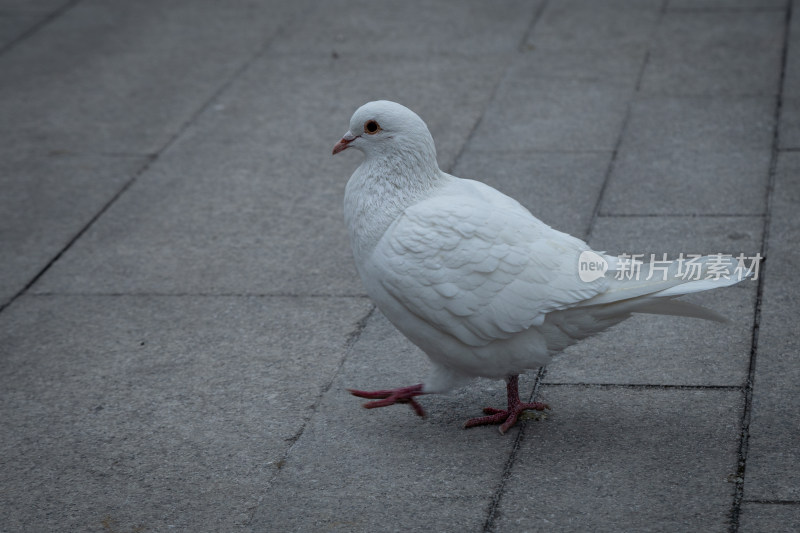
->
{"left": 348, "top": 384, "right": 426, "bottom": 418}
{"left": 463, "top": 374, "right": 549, "bottom": 434}
{"left": 463, "top": 401, "right": 550, "bottom": 434}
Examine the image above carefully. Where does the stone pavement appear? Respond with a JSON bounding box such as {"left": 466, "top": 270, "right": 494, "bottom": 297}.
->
{"left": 0, "top": 0, "right": 797, "bottom": 531}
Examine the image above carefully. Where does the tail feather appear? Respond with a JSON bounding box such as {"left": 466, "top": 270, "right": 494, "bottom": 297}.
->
{"left": 625, "top": 298, "right": 730, "bottom": 323}
{"left": 575, "top": 254, "right": 751, "bottom": 322}
{"left": 540, "top": 254, "right": 746, "bottom": 355}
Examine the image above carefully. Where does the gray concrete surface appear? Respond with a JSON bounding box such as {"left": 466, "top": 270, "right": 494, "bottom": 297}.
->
{"left": 0, "top": 0, "right": 797, "bottom": 532}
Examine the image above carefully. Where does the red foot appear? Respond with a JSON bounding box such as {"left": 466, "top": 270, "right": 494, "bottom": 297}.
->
{"left": 464, "top": 375, "right": 549, "bottom": 434}
{"left": 348, "top": 384, "right": 426, "bottom": 417}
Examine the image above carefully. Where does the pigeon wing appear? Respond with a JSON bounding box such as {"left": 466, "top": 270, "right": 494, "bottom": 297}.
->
{"left": 371, "top": 180, "right": 608, "bottom": 347}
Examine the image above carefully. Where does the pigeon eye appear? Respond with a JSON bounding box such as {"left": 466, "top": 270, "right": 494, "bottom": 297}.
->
{"left": 364, "top": 120, "right": 381, "bottom": 135}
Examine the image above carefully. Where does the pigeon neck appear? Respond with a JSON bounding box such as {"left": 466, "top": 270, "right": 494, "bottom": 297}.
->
{"left": 370, "top": 137, "right": 440, "bottom": 187}
{"left": 344, "top": 147, "right": 445, "bottom": 261}
{"left": 364, "top": 140, "right": 444, "bottom": 200}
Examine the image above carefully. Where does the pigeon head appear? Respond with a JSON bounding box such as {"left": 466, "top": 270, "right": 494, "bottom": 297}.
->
{"left": 332, "top": 101, "right": 438, "bottom": 170}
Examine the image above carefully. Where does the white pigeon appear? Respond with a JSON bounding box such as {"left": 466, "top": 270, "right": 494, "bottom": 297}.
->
{"left": 333, "top": 100, "right": 748, "bottom": 434}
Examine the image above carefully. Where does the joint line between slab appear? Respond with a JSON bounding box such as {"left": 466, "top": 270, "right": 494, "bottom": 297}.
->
{"left": 585, "top": 0, "right": 667, "bottom": 240}
{"left": 743, "top": 499, "right": 800, "bottom": 505}
{"left": 598, "top": 213, "right": 765, "bottom": 218}
{"left": 244, "top": 304, "right": 376, "bottom": 526}
{"left": 0, "top": 152, "right": 155, "bottom": 316}
{"left": 27, "top": 291, "right": 370, "bottom": 299}
{"left": 0, "top": 7, "right": 307, "bottom": 317}
{"left": 667, "top": 6, "right": 787, "bottom": 14}
{"left": 479, "top": 4, "right": 550, "bottom": 530}
{"left": 727, "top": 1, "right": 792, "bottom": 531}
{"left": 542, "top": 382, "right": 743, "bottom": 391}
{"left": 0, "top": 0, "right": 81, "bottom": 56}
{"left": 447, "top": 0, "right": 548, "bottom": 175}
{"left": 482, "top": 367, "right": 547, "bottom": 533}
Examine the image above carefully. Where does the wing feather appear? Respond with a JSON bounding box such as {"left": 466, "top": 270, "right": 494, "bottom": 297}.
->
{"left": 371, "top": 179, "right": 607, "bottom": 347}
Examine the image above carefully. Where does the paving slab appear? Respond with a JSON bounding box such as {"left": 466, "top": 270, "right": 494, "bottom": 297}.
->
{"left": 473, "top": 77, "right": 632, "bottom": 153}
{"left": 590, "top": 214, "right": 764, "bottom": 257}
{"left": 519, "top": 0, "right": 659, "bottom": 88}
{"left": 602, "top": 148, "right": 771, "bottom": 216}
{"left": 493, "top": 386, "right": 742, "bottom": 532}
{"left": 0, "top": 13, "right": 41, "bottom": 48}
{"left": 452, "top": 151, "right": 613, "bottom": 239}
{"left": 0, "top": 0, "right": 71, "bottom": 11}
{"left": 668, "top": 0, "right": 787, "bottom": 8}
{"left": 0, "top": 0, "right": 71, "bottom": 45}
{"left": 251, "top": 310, "right": 529, "bottom": 531}
{"left": 601, "top": 95, "right": 775, "bottom": 215}
{"left": 0, "top": 0, "right": 302, "bottom": 155}
{"left": 267, "top": 0, "right": 538, "bottom": 59}
{"left": 467, "top": 0, "right": 663, "bottom": 155}
{"left": 780, "top": 2, "right": 800, "bottom": 149}
{"left": 0, "top": 1, "right": 796, "bottom": 532}
{"left": 527, "top": 0, "right": 662, "bottom": 55}
{"left": 640, "top": 10, "right": 785, "bottom": 96}
{"left": 0, "top": 152, "right": 147, "bottom": 307}
{"left": 547, "top": 286, "right": 756, "bottom": 387}
{"left": 32, "top": 52, "right": 510, "bottom": 296}
{"left": 783, "top": 0, "right": 800, "bottom": 97}
{"left": 0, "top": 294, "right": 371, "bottom": 532}
{"left": 616, "top": 96, "right": 775, "bottom": 155}
{"left": 547, "top": 216, "right": 761, "bottom": 386}
{"left": 739, "top": 503, "right": 800, "bottom": 533}
{"left": 508, "top": 46, "right": 644, "bottom": 89}
{"left": 744, "top": 152, "right": 800, "bottom": 502}
{"left": 780, "top": 98, "right": 800, "bottom": 149}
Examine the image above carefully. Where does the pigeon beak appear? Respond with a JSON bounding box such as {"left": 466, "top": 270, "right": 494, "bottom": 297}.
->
{"left": 332, "top": 131, "right": 358, "bottom": 155}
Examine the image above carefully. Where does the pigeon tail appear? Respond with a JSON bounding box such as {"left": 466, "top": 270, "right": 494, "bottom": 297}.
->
{"left": 576, "top": 254, "right": 752, "bottom": 323}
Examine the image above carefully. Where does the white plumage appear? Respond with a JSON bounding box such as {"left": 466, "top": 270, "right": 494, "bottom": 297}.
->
{"left": 334, "top": 100, "right": 746, "bottom": 433}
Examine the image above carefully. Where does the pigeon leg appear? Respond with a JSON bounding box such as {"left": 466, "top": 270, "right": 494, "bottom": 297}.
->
{"left": 348, "top": 384, "right": 426, "bottom": 417}
{"left": 464, "top": 375, "right": 549, "bottom": 434}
